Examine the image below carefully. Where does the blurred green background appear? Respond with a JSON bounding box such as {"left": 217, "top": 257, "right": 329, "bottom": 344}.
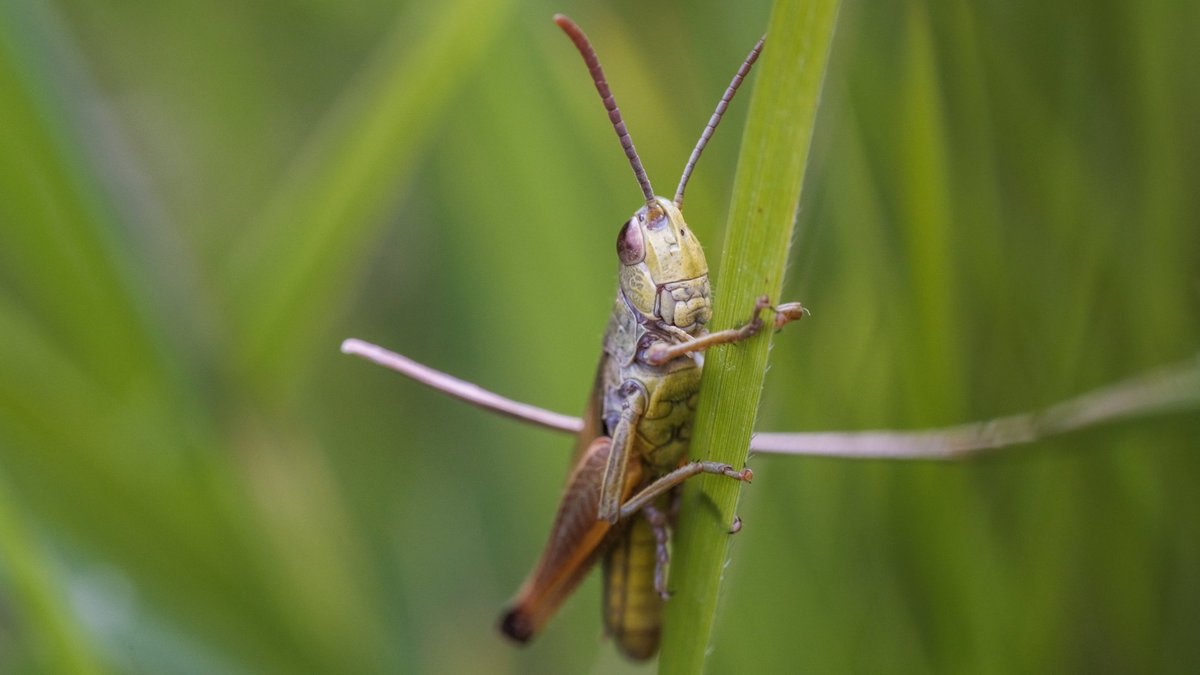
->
{"left": 1, "top": 0, "right": 1198, "bottom": 672}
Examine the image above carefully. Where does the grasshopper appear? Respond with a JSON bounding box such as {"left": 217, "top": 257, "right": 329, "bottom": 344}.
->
{"left": 341, "top": 12, "right": 1200, "bottom": 663}
{"left": 474, "top": 16, "right": 804, "bottom": 659}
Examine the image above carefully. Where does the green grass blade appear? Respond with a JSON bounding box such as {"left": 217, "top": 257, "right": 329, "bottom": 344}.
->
{"left": 225, "top": 0, "right": 516, "bottom": 394}
{"left": 0, "top": 467, "right": 106, "bottom": 674}
{"left": 658, "top": 0, "right": 842, "bottom": 671}
{"left": 0, "top": 2, "right": 162, "bottom": 393}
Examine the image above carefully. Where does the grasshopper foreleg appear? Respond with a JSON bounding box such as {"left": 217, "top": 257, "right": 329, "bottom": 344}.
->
{"left": 645, "top": 295, "right": 808, "bottom": 366}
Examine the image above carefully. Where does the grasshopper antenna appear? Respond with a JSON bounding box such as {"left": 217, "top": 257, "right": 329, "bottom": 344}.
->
{"left": 554, "top": 14, "right": 656, "bottom": 207}
{"left": 674, "top": 35, "right": 765, "bottom": 210}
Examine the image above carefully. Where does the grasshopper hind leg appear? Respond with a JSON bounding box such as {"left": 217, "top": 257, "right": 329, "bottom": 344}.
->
{"left": 499, "top": 436, "right": 634, "bottom": 645}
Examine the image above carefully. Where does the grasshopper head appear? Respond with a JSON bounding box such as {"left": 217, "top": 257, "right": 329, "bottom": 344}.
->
{"left": 553, "top": 15, "right": 757, "bottom": 339}
{"left": 617, "top": 196, "right": 711, "bottom": 335}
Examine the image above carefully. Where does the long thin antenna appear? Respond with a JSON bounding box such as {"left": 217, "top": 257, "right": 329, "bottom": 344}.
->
{"left": 674, "top": 35, "right": 765, "bottom": 209}
{"left": 554, "top": 14, "right": 656, "bottom": 206}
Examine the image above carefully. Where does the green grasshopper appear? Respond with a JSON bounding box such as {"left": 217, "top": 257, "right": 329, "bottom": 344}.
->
{"left": 478, "top": 16, "right": 803, "bottom": 659}
{"left": 342, "top": 13, "right": 1200, "bottom": 662}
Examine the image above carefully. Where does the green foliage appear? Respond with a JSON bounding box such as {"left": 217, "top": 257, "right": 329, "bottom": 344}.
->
{"left": 0, "top": 0, "right": 1197, "bottom": 673}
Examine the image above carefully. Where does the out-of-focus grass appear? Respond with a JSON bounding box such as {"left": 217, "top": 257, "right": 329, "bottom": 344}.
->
{"left": 0, "top": 0, "right": 1197, "bottom": 673}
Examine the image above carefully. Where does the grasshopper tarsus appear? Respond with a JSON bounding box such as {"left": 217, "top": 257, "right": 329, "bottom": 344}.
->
{"left": 747, "top": 295, "right": 811, "bottom": 335}
{"left": 696, "top": 462, "right": 752, "bottom": 482}
{"left": 701, "top": 461, "right": 753, "bottom": 483}
{"left": 772, "top": 301, "right": 809, "bottom": 330}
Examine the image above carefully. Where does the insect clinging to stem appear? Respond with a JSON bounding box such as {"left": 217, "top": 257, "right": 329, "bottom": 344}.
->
{"left": 341, "top": 11, "right": 1200, "bottom": 664}
{"left": 477, "top": 14, "right": 805, "bottom": 660}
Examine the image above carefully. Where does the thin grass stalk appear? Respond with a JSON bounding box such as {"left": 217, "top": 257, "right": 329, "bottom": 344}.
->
{"left": 658, "top": 0, "right": 842, "bottom": 670}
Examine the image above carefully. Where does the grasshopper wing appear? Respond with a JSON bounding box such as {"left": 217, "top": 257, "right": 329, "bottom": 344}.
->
{"left": 500, "top": 435, "right": 644, "bottom": 644}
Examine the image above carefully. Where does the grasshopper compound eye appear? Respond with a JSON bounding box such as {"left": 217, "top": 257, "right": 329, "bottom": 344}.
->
{"left": 617, "top": 218, "right": 646, "bottom": 265}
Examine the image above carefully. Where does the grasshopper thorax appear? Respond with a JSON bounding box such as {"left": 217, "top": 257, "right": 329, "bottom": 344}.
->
{"left": 617, "top": 196, "right": 711, "bottom": 335}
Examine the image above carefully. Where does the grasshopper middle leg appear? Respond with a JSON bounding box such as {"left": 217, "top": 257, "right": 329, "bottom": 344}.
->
{"left": 641, "top": 502, "right": 672, "bottom": 598}
{"left": 618, "top": 461, "right": 752, "bottom": 521}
